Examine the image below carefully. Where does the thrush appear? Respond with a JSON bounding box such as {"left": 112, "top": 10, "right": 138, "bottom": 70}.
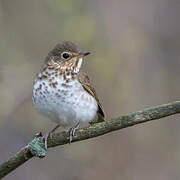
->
{"left": 32, "top": 41, "right": 105, "bottom": 147}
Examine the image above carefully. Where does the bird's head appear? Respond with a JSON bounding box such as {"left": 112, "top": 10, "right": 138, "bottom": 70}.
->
{"left": 45, "top": 41, "right": 90, "bottom": 73}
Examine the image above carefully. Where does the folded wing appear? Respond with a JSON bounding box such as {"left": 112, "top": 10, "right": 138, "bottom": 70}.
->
{"left": 78, "top": 72, "right": 105, "bottom": 123}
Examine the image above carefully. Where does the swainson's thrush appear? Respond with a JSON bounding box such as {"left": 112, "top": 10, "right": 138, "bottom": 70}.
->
{"left": 32, "top": 41, "right": 105, "bottom": 147}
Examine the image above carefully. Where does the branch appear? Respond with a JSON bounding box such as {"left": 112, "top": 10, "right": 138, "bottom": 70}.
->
{"left": 1, "top": 101, "right": 180, "bottom": 179}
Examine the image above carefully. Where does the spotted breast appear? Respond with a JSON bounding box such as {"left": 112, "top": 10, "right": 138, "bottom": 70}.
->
{"left": 32, "top": 59, "right": 98, "bottom": 127}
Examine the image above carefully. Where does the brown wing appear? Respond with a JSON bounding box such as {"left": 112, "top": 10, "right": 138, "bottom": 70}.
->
{"left": 78, "top": 72, "right": 105, "bottom": 122}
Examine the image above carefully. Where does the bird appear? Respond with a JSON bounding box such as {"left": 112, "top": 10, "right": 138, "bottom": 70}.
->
{"left": 32, "top": 41, "right": 105, "bottom": 147}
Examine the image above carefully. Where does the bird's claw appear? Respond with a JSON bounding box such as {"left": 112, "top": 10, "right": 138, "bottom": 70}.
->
{"left": 68, "top": 122, "right": 80, "bottom": 144}
{"left": 41, "top": 132, "right": 54, "bottom": 150}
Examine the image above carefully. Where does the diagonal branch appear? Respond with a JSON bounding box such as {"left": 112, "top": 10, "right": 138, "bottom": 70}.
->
{"left": 1, "top": 101, "right": 180, "bottom": 179}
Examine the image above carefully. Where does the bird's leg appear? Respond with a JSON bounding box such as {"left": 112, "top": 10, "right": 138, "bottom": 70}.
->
{"left": 43, "top": 124, "right": 60, "bottom": 149}
{"left": 49, "top": 124, "right": 61, "bottom": 137}
{"left": 68, "top": 122, "right": 80, "bottom": 144}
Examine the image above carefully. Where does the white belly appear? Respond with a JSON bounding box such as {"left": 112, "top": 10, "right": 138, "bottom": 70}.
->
{"left": 32, "top": 74, "right": 98, "bottom": 127}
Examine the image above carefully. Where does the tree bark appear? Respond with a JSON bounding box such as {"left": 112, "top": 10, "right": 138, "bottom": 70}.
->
{"left": 0, "top": 101, "right": 180, "bottom": 179}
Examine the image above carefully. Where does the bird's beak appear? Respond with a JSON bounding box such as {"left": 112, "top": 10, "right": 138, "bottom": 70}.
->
{"left": 77, "top": 51, "right": 90, "bottom": 58}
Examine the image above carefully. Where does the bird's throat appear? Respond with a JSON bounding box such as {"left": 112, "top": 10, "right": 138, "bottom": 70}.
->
{"left": 74, "top": 58, "right": 82, "bottom": 73}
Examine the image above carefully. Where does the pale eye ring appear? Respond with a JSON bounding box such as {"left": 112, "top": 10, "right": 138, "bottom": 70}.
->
{"left": 61, "top": 52, "right": 70, "bottom": 59}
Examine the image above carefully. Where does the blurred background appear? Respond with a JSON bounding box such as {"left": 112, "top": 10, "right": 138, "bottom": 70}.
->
{"left": 0, "top": 0, "right": 180, "bottom": 179}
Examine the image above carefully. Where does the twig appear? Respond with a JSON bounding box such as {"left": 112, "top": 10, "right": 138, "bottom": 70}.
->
{"left": 0, "top": 101, "right": 180, "bottom": 179}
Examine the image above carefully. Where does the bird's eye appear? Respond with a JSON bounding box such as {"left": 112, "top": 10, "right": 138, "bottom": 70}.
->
{"left": 61, "top": 52, "right": 70, "bottom": 59}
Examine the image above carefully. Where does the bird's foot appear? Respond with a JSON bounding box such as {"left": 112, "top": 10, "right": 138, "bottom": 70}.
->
{"left": 41, "top": 124, "right": 60, "bottom": 149}
{"left": 41, "top": 131, "right": 55, "bottom": 150}
{"left": 42, "top": 132, "right": 49, "bottom": 150}
{"left": 68, "top": 122, "right": 80, "bottom": 144}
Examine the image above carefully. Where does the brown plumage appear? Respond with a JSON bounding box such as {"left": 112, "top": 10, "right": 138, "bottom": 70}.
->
{"left": 33, "top": 41, "right": 105, "bottom": 144}
{"left": 45, "top": 41, "right": 80, "bottom": 63}
{"left": 77, "top": 72, "right": 105, "bottom": 123}
{"left": 45, "top": 41, "right": 105, "bottom": 122}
